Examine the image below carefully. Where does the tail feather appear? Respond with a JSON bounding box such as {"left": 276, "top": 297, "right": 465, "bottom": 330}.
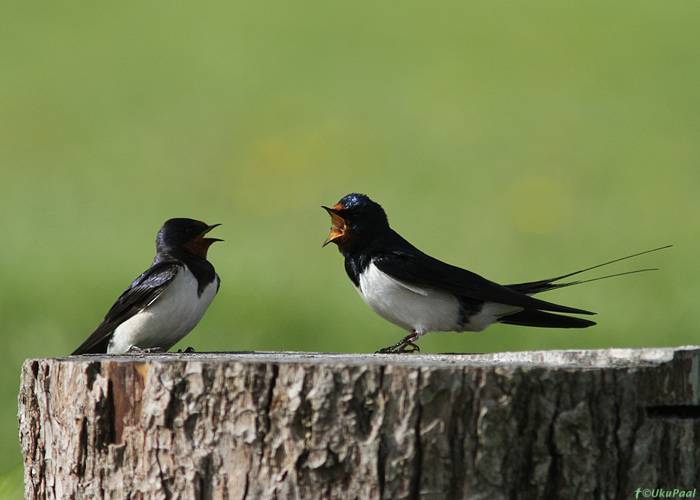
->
{"left": 507, "top": 245, "right": 671, "bottom": 296}
{"left": 510, "top": 268, "right": 659, "bottom": 295}
{"left": 497, "top": 246, "right": 669, "bottom": 330}
{"left": 499, "top": 309, "right": 597, "bottom": 328}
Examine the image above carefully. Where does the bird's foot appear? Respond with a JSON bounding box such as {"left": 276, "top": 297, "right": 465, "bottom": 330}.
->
{"left": 376, "top": 334, "right": 420, "bottom": 354}
{"left": 126, "top": 345, "right": 165, "bottom": 354}
{"left": 177, "top": 347, "right": 196, "bottom": 353}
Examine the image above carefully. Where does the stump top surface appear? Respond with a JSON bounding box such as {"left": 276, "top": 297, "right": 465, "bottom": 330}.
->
{"left": 41, "top": 345, "right": 699, "bottom": 369}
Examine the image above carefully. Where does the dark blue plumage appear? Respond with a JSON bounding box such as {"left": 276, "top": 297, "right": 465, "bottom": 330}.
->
{"left": 323, "top": 193, "right": 667, "bottom": 353}
{"left": 72, "top": 218, "right": 221, "bottom": 355}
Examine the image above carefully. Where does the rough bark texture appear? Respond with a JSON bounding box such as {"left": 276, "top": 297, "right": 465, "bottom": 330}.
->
{"left": 18, "top": 347, "right": 700, "bottom": 500}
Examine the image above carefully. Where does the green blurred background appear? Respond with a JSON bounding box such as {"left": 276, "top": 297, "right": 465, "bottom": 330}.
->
{"left": 1, "top": 1, "right": 698, "bottom": 496}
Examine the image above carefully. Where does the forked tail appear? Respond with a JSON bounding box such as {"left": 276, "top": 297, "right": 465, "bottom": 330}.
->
{"left": 507, "top": 245, "right": 671, "bottom": 295}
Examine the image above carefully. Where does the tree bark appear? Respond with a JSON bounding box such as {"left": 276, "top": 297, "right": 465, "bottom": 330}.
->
{"left": 18, "top": 347, "right": 700, "bottom": 500}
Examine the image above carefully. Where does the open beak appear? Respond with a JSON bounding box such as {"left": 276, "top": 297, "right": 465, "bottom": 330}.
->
{"left": 187, "top": 223, "right": 222, "bottom": 258}
{"left": 201, "top": 223, "right": 223, "bottom": 243}
{"left": 322, "top": 205, "right": 347, "bottom": 247}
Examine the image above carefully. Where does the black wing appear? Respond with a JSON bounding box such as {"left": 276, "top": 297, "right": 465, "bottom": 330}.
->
{"left": 72, "top": 262, "right": 183, "bottom": 354}
{"left": 373, "top": 248, "right": 594, "bottom": 315}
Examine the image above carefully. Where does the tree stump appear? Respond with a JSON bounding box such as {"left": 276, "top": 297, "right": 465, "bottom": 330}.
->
{"left": 18, "top": 347, "right": 700, "bottom": 500}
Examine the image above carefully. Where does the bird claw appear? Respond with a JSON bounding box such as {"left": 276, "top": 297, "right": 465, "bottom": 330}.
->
{"left": 177, "top": 347, "right": 196, "bottom": 353}
{"left": 376, "top": 334, "right": 421, "bottom": 354}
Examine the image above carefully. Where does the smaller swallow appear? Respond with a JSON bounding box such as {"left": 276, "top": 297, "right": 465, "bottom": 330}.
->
{"left": 323, "top": 193, "right": 668, "bottom": 353}
{"left": 72, "top": 218, "right": 221, "bottom": 355}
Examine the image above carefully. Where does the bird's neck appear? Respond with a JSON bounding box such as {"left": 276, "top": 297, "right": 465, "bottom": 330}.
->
{"left": 153, "top": 252, "right": 217, "bottom": 294}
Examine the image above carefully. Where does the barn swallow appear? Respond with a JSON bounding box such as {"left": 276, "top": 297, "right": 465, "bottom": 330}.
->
{"left": 323, "top": 193, "right": 668, "bottom": 353}
{"left": 72, "top": 218, "right": 221, "bottom": 355}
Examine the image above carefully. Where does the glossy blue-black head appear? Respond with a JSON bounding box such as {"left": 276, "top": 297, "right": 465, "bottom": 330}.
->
{"left": 322, "top": 193, "right": 389, "bottom": 248}
{"left": 156, "top": 218, "right": 222, "bottom": 258}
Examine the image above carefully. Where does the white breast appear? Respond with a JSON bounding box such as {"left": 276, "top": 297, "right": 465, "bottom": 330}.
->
{"left": 356, "top": 263, "right": 462, "bottom": 337}
{"left": 356, "top": 263, "right": 524, "bottom": 337}
{"left": 108, "top": 268, "right": 219, "bottom": 353}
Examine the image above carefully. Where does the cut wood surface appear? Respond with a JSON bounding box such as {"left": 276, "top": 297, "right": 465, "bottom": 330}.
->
{"left": 18, "top": 347, "right": 700, "bottom": 500}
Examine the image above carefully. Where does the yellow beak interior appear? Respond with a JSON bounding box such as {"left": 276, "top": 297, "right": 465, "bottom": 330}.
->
{"left": 323, "top": 206, "right": 347, "bottom": 247}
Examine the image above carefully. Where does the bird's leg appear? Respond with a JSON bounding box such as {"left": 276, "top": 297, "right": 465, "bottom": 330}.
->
{"left": 376, "top": 332, "right": 421, "bottom": 354}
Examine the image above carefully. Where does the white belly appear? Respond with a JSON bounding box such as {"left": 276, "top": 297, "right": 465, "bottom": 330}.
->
{"left": 356, "top": 264, "right": 462, "bottom": 336}
{"left": 108, "top": 269, "right": 218, "bottom": 353}
{"left": 356, "top": 263, "right": 523, "bottom": 336}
